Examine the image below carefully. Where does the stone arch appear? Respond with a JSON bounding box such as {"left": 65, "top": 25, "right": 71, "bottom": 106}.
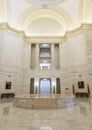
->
{"left": 17, "top": 5, "right": 73, "bottom": 29}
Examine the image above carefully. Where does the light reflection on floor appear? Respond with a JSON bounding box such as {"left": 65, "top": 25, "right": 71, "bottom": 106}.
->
{"left": 0, "top": 98, "right": 92, "bottom": 130}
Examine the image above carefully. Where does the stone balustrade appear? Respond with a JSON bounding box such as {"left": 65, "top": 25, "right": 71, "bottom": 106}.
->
{"left": 14, "top": 94, "right": 76, "bottom": 109}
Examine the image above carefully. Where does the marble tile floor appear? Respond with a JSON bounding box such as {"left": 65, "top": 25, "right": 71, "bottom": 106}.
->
{"left": 0, "top": 98, "right": 92, "bottom": 130}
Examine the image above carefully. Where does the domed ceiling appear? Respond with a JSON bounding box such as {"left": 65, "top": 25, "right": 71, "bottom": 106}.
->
{"left": 0, "top": 0, "right": 92, "bottom": 37}
{"left": 28, "top": 0, "right": 64, "bottom": 5}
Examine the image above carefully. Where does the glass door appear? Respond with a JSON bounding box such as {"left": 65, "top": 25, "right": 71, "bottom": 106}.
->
{"left": 39, "top": 78, "right": 51, "bottom": 94}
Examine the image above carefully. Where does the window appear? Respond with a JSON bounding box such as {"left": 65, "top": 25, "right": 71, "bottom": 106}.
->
{"left": 39, "top": 43, "right": 51, "bottom": 57}
{"left": 39, "top": 43, "right": 51, "bottom": 70}
{"left": 40, "top": 48, "right": 51, "bottom": 56}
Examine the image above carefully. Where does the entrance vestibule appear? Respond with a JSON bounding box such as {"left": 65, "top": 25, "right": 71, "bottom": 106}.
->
{"left": 30, "top": 78, "right": 61, "bottom": 94}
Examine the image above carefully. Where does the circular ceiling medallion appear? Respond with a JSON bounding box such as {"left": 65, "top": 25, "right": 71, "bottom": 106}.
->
{"left": 29, "top": 0, "right": 63, "bottom": 5}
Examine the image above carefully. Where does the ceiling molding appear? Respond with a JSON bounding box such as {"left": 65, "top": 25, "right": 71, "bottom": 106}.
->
{"left": 17, "top": 5, "right": 72, "bottom": 28}
{"left": 0, "top": 22, "right": 25, "bottom": 37}
{"left": 0, "top": 22, "right": 92, "bottom": 41}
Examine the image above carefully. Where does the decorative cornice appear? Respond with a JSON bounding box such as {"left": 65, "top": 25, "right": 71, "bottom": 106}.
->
{"left": 17, "top": 5, "right": 72, "bottom": 28}
{"left": 0, "top": 22, "right": 92, "bottom": 42}
{"left": 0, "top": 22, "right": 25, "bottom": 37}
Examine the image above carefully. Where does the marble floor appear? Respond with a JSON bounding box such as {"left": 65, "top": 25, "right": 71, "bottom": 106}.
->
{"left": 0, "top": 98, "right": 92, "bottom": 130}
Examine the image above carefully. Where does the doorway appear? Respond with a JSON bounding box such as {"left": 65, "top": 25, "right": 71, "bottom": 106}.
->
{"left": 39, "top": 78, "right": 51, "bottom": 94}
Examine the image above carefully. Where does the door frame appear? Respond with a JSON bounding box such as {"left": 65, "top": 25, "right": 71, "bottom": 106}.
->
{"left": 39, "top": 78, "right": 51, "bottom": 94}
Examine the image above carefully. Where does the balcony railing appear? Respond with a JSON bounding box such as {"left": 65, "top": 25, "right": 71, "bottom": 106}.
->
{"left": 40, "top": 52, "right": 51, "bottom": 57}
